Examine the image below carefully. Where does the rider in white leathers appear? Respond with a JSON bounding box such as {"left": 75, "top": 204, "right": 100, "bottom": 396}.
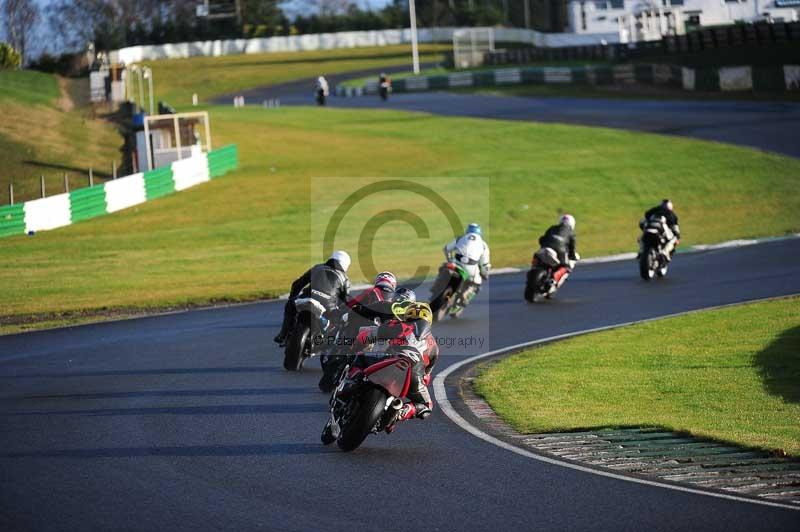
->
{"left": 443, "top": 223, "right": 491, "bottom": 290}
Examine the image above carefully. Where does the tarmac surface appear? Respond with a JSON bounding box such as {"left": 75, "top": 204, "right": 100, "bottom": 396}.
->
{"left": 2, "top": 238, "right": 799, "bottom": 531}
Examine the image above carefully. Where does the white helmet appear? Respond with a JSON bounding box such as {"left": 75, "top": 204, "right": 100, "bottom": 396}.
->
{"left": 560, "top": 214, "right": 576, "bottom": 231}
{"left": 329, "top": 250, "right": 351, "bottom": 272}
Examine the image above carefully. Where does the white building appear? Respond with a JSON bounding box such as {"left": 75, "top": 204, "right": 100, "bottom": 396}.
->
{"left": 567, "top": 0, "right": 800, "bottom": 42}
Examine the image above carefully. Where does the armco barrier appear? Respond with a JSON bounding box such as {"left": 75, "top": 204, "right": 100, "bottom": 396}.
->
{"left": 0, "top": 144, "right": 238, "bottom": 239}
{"left": 70, "top": 185, "right": 107, "bottom": 223}
{"left": 0, "top": 204, "right": 25, "bottom": 238}
{"left": 337, "top": 63, "right": 800, "bottom": 96}
{"left": 144, "top": 166, "right": 175, "bottom": 200}
{"left": 208, "top": 144, "right": 238, "bottom": 178}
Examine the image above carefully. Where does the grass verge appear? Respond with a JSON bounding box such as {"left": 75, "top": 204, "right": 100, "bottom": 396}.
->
{"left": 474, "top": 296, "right": 800, "bottom": 456}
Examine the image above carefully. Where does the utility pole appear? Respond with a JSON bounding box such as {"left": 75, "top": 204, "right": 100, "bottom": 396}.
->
{"left": 409, "top": 0, "right": 420, "bottom": 74}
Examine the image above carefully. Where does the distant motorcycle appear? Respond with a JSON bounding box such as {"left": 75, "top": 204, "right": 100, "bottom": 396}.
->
{"left": 321, "top": 353, "right": 419, "bottom": 451}
{"left": 379, "top": 80, "right": 391, "bottom": 101}
{"left": 639, "top": 216, "right": 673, "bottom": 280}
{"left": 283, "top": 298, "right": 329, "bottom": 371}
{"left": 524, "top": 248, "right": 576, "bottom": 302}
{"left": 430, "top": 261, "right": 473, "bottom": 321}
{"left": 316, "top": 88, "right": 327, "bottom": 106}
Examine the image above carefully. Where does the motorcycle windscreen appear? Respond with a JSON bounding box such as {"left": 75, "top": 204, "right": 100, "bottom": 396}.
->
{"left": 365, "top": 359, "right": 412, "bottom": 398}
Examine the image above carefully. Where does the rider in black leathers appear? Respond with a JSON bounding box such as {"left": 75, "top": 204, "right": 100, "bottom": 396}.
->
{"left": 274, "top": 251, "right": 351, "bottom": 346}
{"left": 640, "top": 199, "right": 681, "bottom": 259}
{"left": 538, "top": 214, "right": 579, "bottom": 291}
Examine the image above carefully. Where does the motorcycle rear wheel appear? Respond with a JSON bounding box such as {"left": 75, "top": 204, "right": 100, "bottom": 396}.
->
{"left": 639, "top": 250, "right": 655, "bottom": 281}
{"left": 284, "top": 325, "right": 309, "bottom": 371}
{"left": 526, "top": 268, "right": 547, "bottom": 302}
{"left": 433, "top": 286, "right": 454, "bottom": 322}
{"left": 337, "top": 387, "right": 387, "bottom": 452}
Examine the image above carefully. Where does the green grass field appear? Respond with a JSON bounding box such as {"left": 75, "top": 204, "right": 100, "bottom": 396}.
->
{"left": 475, "top": 297, "right": 800, "bottom": 456}
{"left": 0, "top": 70, "right": 124, "bottom": 204}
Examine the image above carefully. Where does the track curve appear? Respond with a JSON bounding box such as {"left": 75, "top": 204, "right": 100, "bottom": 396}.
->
{"left": 2, "top": 238, "right": 799, "bottom": 531}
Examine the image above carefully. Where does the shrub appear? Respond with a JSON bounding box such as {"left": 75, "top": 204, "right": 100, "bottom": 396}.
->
{"left": 0, "top": 43, "right": 22, "bottom": 70}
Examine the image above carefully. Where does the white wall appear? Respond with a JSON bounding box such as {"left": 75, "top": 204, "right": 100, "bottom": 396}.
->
{"left": 109, "top": 26, "right": 621, "bottom": 64}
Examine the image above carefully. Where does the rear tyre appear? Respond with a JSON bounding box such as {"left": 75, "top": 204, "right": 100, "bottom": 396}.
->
{"left": 639, "top": 250, "right": 655, "bottom": 281}
{"left": 433, "top": 286, "right": 454, "bottom": 322}
{"left": 526, "top": 269, "right": 546, "bottom": 302}
{"left": 283, "top": 325, "right": 308, "bottom": 371}
{"left": 337, "top": 387, "right": 387, "bottom": 452}
{"left": 656, "top": 256, "right": 669, "bottom": 278}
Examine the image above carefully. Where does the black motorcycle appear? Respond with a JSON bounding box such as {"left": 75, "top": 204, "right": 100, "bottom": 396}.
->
{"left": 430, "top": 261, "right": 473, "bottom": 321}
{"left": 283, "top": 298, "right": 328, "bottom": 371}
{"left": 524, "top": 248, "right": 574, "bottom": 302}
{"left": 639, "top": 217, "right": 672, "bottom": 281}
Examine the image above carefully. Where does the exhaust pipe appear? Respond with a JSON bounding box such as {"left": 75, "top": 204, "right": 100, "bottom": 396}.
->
{"left": 389, "top": 398, "right": 403, "bottom": 410}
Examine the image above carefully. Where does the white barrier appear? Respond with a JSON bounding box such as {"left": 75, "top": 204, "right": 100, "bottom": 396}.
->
{"left": 105, "top": 173, "right": 146, "bottom": 213}
{"left": 171, "top": 152, "right": 210, "bottom": 192}
{"left": 110, "top": 27, "right": 621, "bottom": 64}
{"left": 783, "top": 65, "right": 800, "bottom": 90}
{"left": 24, "top": 195, "right": 72, "bottom": 233}
{"left": 448, "top": 72, "right": 474, "bottom": 87}
{"left": 719, "top": 66, "right": 753, "bottom": 91}
{"left": 682, "top": 67, "right": 695, "bottom": 90}
{"left": 544, "top": 67, "right": 572, "bottom": 83}
{"left": 495, "top": 68, "right": 521, "bottom": 84}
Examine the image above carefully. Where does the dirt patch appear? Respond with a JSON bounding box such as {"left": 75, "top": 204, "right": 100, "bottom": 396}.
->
{"left": 56, "top": 77, "right": 74, "bottom": 112}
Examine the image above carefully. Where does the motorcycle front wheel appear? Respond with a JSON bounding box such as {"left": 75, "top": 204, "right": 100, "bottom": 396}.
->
{"left": 337, "top": 387, "right": 387, "bottom": 452}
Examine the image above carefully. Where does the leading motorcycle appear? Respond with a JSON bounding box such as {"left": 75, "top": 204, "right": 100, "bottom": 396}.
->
{"left": 321, "top": 352, "right": 419, "bottom": 451}
{"left": 639, "top": 216, "right": 673, "bottom": 281}
{"left": 524, "top": 248, "right": 576, "bottom": 302}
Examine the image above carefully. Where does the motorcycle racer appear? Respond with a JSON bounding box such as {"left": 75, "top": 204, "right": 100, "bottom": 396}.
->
{"left": 318, "top": 272, "right": 398, "bottom": 392}
{"left": 355, "top": 301, "right": 438, "bottom": 421}
{"left": 441, "top": 222, "right": 491, "bottom": 305}
{"left": 274, "top": 250, "right": 351, "bottom": 347}
{"left": 639, "top": 199, "right": 681, "bottom": 260}
{"left": 537, "top": 214, "right": 580, "bottom": 293}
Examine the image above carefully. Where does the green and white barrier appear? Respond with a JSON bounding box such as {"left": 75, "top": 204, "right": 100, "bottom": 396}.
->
{"left": 0, "top": 144, "right": 238, "bottom": 239}
{"left": 336, "top": 64, "right": 800, "bottom": 96}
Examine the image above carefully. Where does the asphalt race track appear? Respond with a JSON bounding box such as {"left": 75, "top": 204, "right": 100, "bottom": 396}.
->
{"left": 229, "top": 75, "right": 800, "bottom": 158}
{"left": 2, "top": 238, "right": 799, "bottom": 531}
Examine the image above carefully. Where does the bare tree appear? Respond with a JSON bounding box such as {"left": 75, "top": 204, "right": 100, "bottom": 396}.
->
{"left": 2, "top": 0, "right": 39, "bottom": 63}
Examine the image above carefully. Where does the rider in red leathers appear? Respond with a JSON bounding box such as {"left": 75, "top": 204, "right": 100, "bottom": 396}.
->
{"left": 355, "top": 302, "right": 438, "bottom": 422}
